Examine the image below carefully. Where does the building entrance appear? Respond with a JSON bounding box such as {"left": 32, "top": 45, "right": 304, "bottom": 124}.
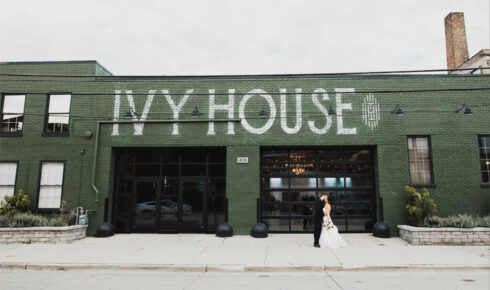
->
{"left": 113, "top": 148, "right": 226, "bottom": 233}
{"left": 260, "top": 147, "right": 377, "bottom": 233}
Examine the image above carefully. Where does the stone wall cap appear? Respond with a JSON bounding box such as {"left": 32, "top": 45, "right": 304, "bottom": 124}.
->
{"left": 398, "top": 225, "right": 490, "bottom": 232}
{"left": 0, "top": 225, "right": 88, "bottom": 232}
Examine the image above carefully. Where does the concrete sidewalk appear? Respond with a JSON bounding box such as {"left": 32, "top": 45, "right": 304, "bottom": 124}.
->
{"left": 0, "top": 234, "right": 488, "bottom": 272}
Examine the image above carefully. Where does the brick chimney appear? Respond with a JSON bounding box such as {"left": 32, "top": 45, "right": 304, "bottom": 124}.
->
{"left": 444, "top": 12, "right": 469, "bottom": 70}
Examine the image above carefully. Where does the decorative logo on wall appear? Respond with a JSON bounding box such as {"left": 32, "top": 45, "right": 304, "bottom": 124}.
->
{"left": 362, "top": 93, "right": 380, "bottom": 130}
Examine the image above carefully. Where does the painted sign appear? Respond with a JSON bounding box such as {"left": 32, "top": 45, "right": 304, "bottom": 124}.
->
{"left": 111, "top": 88, "right": 380, "bottom": 136}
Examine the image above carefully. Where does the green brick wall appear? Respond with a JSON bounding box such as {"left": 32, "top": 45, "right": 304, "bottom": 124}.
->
{"left": 0, "top": 62, "right": 489, "bottom": 236}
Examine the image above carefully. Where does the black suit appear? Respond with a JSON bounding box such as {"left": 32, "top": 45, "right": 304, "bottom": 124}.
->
{"left": 313, "top": 199, "right": 325, "bottom": 245}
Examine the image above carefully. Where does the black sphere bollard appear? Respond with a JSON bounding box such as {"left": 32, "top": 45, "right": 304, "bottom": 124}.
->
{"left": 216, "top": 223, "right": 233, "bottom": 237}
{"left": 251, "top": 222, "right": 268, "bottom": 238}
{"left": 372, "top": 221, "right": 391, "bottom": 238}
{"left": 96, "top": 222, "right": 115, "bottom": 238}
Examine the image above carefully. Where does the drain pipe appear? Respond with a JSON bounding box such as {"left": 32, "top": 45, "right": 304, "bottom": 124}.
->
{"left": 90, "top": 118, "right": 241, "bottom": 208}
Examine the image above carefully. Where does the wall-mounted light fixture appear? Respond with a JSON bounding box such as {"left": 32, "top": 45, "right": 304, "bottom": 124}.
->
{"left": 259, "top": 107, "right": 267, "bottom": 117}
{"left": 124, "top": 108, "right": 136, "bottom": 118}
{"left": 456, "top": 103, "right": 472, "bottom": 115}
{"left": 393, "top": 104, "right": 404, "bottom": 115}
{"left": 191, "top": 106, "right": 201, "bottom": 117}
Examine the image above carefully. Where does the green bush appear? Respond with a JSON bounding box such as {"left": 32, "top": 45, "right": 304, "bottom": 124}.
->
{"left": 405, "top": 186, "right": 437, "bottom": 226}
{"left": 9, "top": 213, "right": 48, "bottom": 227}
{"left": 0, "top": 189, "right": 31, "bottom": 216}
{"left": 0, "top": 215, "right": 9, "bottom": 227}
{"left": 0, "top": 213, "right": 71, "bottom": 228}
{"left": 422, "top": 214, "right": 490, "bottom": 228}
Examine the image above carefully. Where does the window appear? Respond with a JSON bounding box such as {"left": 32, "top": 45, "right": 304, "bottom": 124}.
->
{"left": 479, "top": 136, "right": 490, "bottom": 183}
{"left": 408, "top": 137, "right": 433, "bottom": 185}
{"left": 1, "top": 94, "right": 25, "bottom": 136}
{"left": 38, "top": 162, "right": 65, "bottom": 209}
{"left": 44, "top": 94, "right": 71, "bottom": 136}
{"left": 0, "top": 162, "right": 17, "bottom": 202}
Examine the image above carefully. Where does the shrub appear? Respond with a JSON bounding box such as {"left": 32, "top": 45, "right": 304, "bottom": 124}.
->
{"left": 47, "top": 216, "right": 67, "bottom": 227}
{"left": 405, "top": 186, "right": 437, "bottom": 226}
{"left": 0, "top": 215, "right": 10, "bottom": 227}
{"left": 0, "top": 189, "right": 31, "bottom": 216}
{"left": 422, "top": 214, "right": 490, "bottom": 228}
{"left": 9, "top": 213, "right": 48, "bottom": 227}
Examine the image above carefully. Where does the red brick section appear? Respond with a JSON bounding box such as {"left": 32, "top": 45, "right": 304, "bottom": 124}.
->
{"left": 445, "top": 12, "right": 469, "bottom": 70}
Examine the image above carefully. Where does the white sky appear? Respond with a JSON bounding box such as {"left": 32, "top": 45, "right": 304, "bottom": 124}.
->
{"left": 0, "top": 0, "right": 489, "bottom": 75}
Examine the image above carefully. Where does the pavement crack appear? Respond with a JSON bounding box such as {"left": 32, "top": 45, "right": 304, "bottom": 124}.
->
{"left": 325, "top": 271, "right": 344, "bottom": 290}
{"left": 328, "top": 248, "right": 343, "bottom": 266}
{"left": 263, "top": 245, "right": 270, "bottom": 264}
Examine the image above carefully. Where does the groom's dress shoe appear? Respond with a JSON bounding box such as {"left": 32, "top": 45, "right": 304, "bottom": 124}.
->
{"left": 314, "top": 243, "right": 320, "bottom": 248}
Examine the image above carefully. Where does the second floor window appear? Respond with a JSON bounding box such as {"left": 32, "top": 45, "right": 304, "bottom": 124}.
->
{"left": 45, "top": 94, "right": 71, "bottom": 136}
{"left": 408, "top": 136, "right": 434, "bottom": 185}
{"left": 1, "top": 94, "right": 25, "bottom": 136}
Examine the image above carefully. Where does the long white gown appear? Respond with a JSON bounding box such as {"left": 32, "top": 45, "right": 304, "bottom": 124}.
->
{"left": 319, "top": 208, "right": 348, "bottom": 248}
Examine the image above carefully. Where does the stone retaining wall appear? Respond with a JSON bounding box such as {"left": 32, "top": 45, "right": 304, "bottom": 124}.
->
{"left": 398, "top": 225, "right": 490, "bottom": 245}
{"left": 0, "top": 225, "right": 88, "bottom": 244}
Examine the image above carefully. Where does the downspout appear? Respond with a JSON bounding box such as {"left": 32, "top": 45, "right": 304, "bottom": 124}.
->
{"left": 90, "top": 118, "right": 241, "bottom": 208}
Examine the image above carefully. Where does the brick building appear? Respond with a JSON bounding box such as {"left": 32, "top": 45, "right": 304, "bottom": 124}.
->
{"left": 0, "top": 61, "right": 489, "bottom": 236}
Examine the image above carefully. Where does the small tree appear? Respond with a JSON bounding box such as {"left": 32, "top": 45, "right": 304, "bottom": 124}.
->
{"left": 0, "top": 189, "right": 31, "bottom": 216}
{"left": 405, "top": 186, "right": 437, "bottom": 226}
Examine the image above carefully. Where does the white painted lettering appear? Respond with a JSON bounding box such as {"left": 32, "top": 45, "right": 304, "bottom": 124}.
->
{"left": 207, "top": 89, "right": 235, "bottom": 135}
{"left": 163, "top": 89, "right": 194, "bottom": 135}
{"left": 308, "top": 88, "right": 332, "bottom": 134}
{"left": 280, "top": 88, "right": 302, "bottom": 134}
{"left": 239, "top": 89, "right": 276, "bottom": 134}
{"left": 335, "top": 88, "right": 357, "bottom": 135}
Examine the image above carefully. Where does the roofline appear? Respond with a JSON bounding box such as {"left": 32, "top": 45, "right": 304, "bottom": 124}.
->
{"left": 0, "top": 60, "right": 100, "bottom": 65}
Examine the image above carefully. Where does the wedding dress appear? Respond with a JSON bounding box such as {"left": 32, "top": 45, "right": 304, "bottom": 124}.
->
{"left": 319, "top": 208, "right": 348, "bottom": 248}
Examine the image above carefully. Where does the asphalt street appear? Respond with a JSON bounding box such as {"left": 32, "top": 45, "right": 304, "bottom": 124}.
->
{"left": 0, "top": 269, "right": 488, "bottom": 290}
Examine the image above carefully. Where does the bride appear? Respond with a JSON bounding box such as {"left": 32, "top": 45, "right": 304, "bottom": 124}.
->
{"left": 319, "top": 194, "right": 348, "bottom": 248}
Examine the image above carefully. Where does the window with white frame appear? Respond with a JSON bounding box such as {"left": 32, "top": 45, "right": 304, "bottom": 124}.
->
{"left": 0, "top": 162, "right": 17, "bottom": 202}
{"left": 38, "top": 162, "right": 64, "bottom": 209}
{"left": 1, "top": 94, "right": 25, "bottom": 135}
{"left": 408, "top": 136, "right": 433, "bottom": 185}
{"left": 45, "top": 94, "right": 71, "bottom": 135}
{"left": 479, "top": 135, "right": 490, "bottom": 183}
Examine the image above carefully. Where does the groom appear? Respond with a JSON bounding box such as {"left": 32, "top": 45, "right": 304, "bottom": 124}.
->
{"left": 313, "top": 192, "right": 327, "bottom": 247}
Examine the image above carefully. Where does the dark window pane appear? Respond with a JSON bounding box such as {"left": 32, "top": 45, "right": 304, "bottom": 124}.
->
{"left": 163, "top": 149, "right": 179, "bottom": 163}
{"left": 209, "top": 164, "right": 225, "bottom": 177}
{"left": 117, "top": 195, "right": 132, "bottom": 212}
{"left": 262, "top": 190, "right": 292, "bottom": 202}
{"left": 117, "top": 163, "right": 133, "bottom": 177}
{"left": 262, "top": 218, "right": 289, "bottom": 231}
{"left": 262, "top": 163, "right": 289, "bottom": 176}
{"left": 163, "top": 165, "right": 179, "bottom": 177}
{"left": 208, "top": 148, "right": 226, "bottom": 162}
{"left": 289, "top": 150, "right": 316, "bottom": 163}
{"left": 291, "top": 217, "right": 314, "bottom": 231}
{"left": 208, "top": 179, "right": 225, "bottom": 195}
{"left": 135, "top": 165, "right": 160, "bottom": 176}
{"left": 346, "top": 218, "right": 375, "bottom": 231}
{"left": 345, "top": 149, "right": 371, "bottom": 162}
{"left": 181, "top": 148, "right": 206, "bottom": 162}
{"left": 317, "top": 164, "right": 343, "bottom": 175}
{"left": 181, "top": 165, "right": 206, "bottom": 176}
{"left": 134, "top": 150, "right": 160, "bottom": 163}
{"left": 261, "top": 149, "right": 288, "bottom": 163}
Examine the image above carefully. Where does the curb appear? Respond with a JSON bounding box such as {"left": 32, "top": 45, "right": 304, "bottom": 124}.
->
{"left": 0, "top": 263, "right": 488, "bottom": 272}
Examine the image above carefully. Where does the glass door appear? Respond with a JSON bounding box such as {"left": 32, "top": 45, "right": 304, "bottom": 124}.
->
{"left": 133, "top": 180, "right": 158, "bottom": 232}
{"left": 159, "top": 177, "right": 179, "bottom": 232}
{"left": 180, "top": 177, "right": 206, "bottom": 233}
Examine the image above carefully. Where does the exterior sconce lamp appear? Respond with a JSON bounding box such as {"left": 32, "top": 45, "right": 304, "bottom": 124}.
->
{"left": 124, "top": 108, "right": 136, "bottom": 118}
{"left": 328, "top": 105, "right": 336, "bottom": 115}
{"left": 456, "top": 104, "right": 472, "bottom": 115}
{"left": 259, "top": 108, "right": 267, "bottom": 117}
{"left": 393, "top": 104, "right": 404, "bottom": 115}
{"left": 191, "top": 106, "right": 201, "bottom": 117}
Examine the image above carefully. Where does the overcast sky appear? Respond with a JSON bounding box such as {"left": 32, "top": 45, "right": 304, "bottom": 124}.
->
{"left": 0, "top": 0, "right": 488, "bottom": 75}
